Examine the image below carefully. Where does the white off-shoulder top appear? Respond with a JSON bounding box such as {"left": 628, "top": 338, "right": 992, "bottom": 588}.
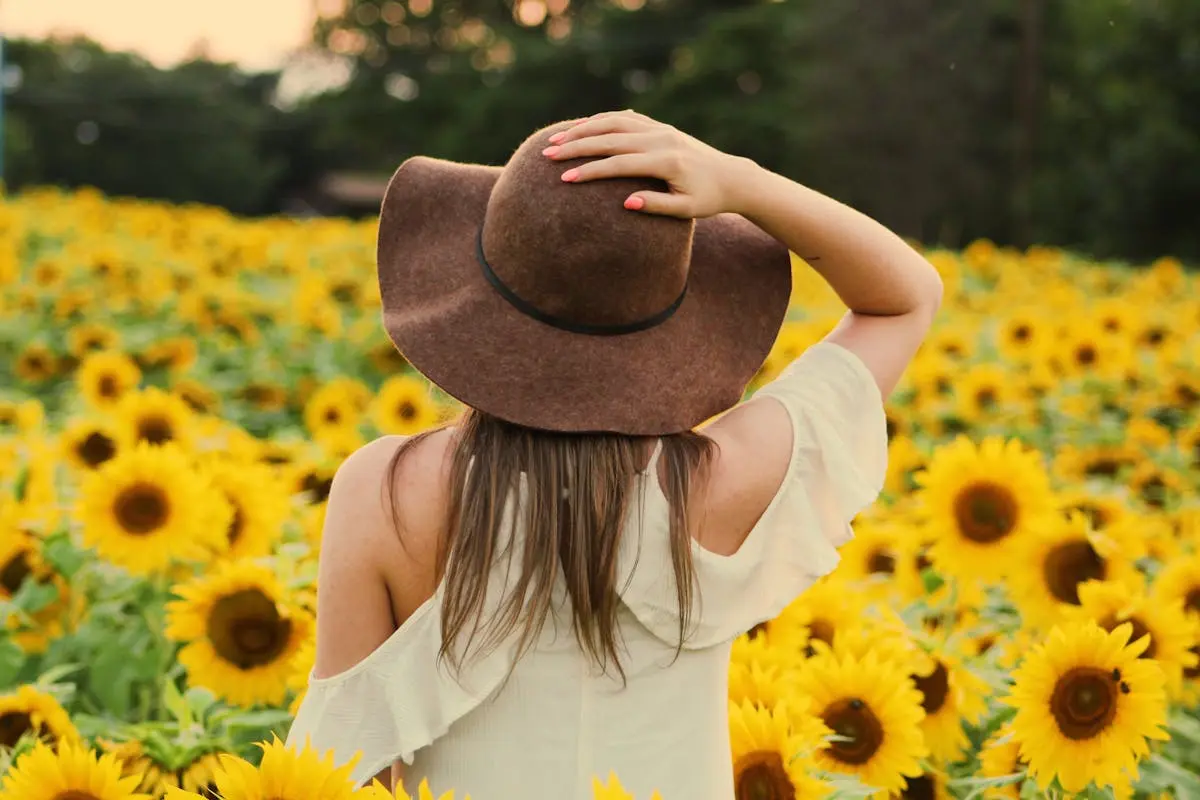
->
{"left": 286, "top": 342, "right": 888, "bottom": 800}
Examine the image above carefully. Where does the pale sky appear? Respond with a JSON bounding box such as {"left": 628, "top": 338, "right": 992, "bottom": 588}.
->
{"left": 2, "top": 0, "right": 321, "bottom": 70}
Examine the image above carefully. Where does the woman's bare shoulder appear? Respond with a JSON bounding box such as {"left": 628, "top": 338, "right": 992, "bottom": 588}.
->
{"left": 324, "top": 430, "right": 455, "bottom": 620}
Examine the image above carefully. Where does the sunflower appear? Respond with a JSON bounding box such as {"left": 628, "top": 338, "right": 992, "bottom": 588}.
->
{"left": 1054, "top": 320, "right": 1133, "bottom": 380}
{"left": 887, "top": 768, "right": 951, "bottom": 800}
{"left": 172, "top": 378, "right": 221, "bottom": 415}
{"left": 828, "top": 522, "right": 902, "bottom": 601}
{"left": 978, "top": 725, "right": 1026, "bottom": 800}
{"left": 1153, "top": 552, "right": 1200, "bottom": 619}
{"left": 1006, "top": 621, "right": 1169, "bottom": 794}
{"left": 1009, "top": 512, "right": 1144, "bottom": 629}
{"left": 778, "top": 577, "right": 867, "bottom": 659}
{"left": 202, "top": 459, "right": 290, "bottom": 561}
{"left": 76, "top": 350, "right": 142, "bottom": 409}
{"left": 0, "top": 739, "right": 147, "bottom": 800}
{"left": 728, "top": 658, "right": 797, "bottom": 719}
{"left": 883, "top": 435, "right": 926, "bottom": 497}
{"left": 794, "top": 651, "right": 927, "bottom": 793}
{"left": 1052, "top": 441, "right": 1144, "bottom": 484}
{"left": 1127, "top": 461, "right": 1185, "bottom": 511}
{"left": 953, "top": 362, "right": 1016, "bottom": 423}
{"left": 165, "top": 560, "right": 314, "bottom": 708}
{"left": 163, "top": 737, "right": 358, "bottom": 800}
{"left": 915, "top": 436, "right": 1057, "bottom": 583}
{"left": 727, "top": 699, "right": 830, "bottom": 800}
{"left": 0, "top": 685, "right": 79, "bottom": 748}
{"left": 1066, "top": 579, "right": 1199, "bottom": 694}
{"left": 372, "top": 375, "right": 441, "bottom": 435}
{"left": 303, "top": 382, "right": 364, "bottom": 440}
{"left": 77, "top": 443, "right": 229, "bottom": 575}
{"left": 67, "top": 322, "right": 121, "bottom": 359}
{"left": 237, "top": 381, "right": 290, "bottom": 412}
{"left": 15, "top": 343, "right": 58, "bottom": 383}
{"left": 113, "top": 387, "right": 197, "bottom": 451}
{"left": 1056, "top": 489, "right": 1127, "bottom": 535}
{"left": 60, "top": 417, "right": 120, "bottom": 471}
{"left": 909, "top": 648, "right": 990, "bottom": 763}
{"left": 138, "top": 336, "right": 198, "bottom": 374}
{"left": 369, "top": 340, "right": 410, "bottom": 374}
{"left": 996, "top": 309, "right": 1046, "bottom": 362}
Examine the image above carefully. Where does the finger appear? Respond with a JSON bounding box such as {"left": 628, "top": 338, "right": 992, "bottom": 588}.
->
{"left": 551, "top": 114, "right": 653, "bottom": 144}
{"left": 545, "top": 132, "right": 657, "bottom": 161}
{"left": 624, "top": 191, "right": 693, "bottom": 219}
{"left": 562, "top": 153, "right": 665, "bottom": 183}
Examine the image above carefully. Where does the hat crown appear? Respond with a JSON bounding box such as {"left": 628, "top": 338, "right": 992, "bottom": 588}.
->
{"left": 480, "top": 124, "right": 694, "bottom": 329}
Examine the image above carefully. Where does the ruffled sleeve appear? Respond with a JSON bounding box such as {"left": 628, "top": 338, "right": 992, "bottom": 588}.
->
{"left": 617, "top": 341, "right": 888, "bottom": 649}
{"left": 285, "top": 481, "right": 528, "bottom": 788}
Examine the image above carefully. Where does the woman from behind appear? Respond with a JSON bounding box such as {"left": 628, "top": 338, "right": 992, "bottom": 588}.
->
{"left": 286, "top": 110, "right": 943, "bottom": 800}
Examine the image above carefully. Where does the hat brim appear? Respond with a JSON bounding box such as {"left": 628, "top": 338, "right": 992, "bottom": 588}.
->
{"left": 376, "top": 156, "right": 792, "bottom": 435}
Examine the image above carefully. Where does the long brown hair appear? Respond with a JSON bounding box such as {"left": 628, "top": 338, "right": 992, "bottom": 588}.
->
{"left": 384, "top": 407, "right": 716, "bottom": 681}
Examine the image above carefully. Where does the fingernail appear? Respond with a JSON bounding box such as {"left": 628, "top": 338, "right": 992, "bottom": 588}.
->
{"left": 561, "top": 169, "right": 579, "bottom": 182}
{"left": 624, "top": 195, "right": 644, "bottom": 210}
{"left": 542, "top": 145, "right": 560, "bottom": 157}
{"left": 548, "top": 132, "right": 566, "bottom": 144}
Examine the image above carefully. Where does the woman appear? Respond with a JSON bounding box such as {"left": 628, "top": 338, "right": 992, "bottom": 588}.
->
{"left": 286, "top": 110, "right": 943, "bottom": 799}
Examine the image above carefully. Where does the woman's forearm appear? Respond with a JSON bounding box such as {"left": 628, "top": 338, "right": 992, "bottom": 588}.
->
{"left": 725, "top": 160, "right": 943, "bottom": 317}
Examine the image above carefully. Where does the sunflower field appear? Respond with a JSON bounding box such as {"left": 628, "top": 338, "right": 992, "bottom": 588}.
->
{"left": 1, "top": 186, "right": 1200, "bottom": 800}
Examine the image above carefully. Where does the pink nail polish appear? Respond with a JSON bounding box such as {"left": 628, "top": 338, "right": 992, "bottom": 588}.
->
{"left": 542, "top": 146, "right": 560, "bottom": 157}
{"left": 561, "top": 169, "right": 579, "bottom": 182}
{"left": 624, "top": 195, "right": 644, "bottom": 210}
{"left": 548, "top": 132, "right": 565, "bottom": 144}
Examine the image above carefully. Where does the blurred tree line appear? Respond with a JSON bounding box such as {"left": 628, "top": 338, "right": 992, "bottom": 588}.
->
{"left": 4, "top": 0, "right": 1199, "bottom": 261}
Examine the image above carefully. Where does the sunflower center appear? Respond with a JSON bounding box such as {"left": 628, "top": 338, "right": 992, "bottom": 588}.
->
{"left": 976, "top": 388, "right": 997, "bottom": 408}
{"left": 1084, "top": 458, "right": 1122, "bottom": 478}
{"left": 53, "top": 792, "right": 102, "bottom": 800}
{"left": 227, "top": 504, "right": 246, "bottom": 545}
{"left": 1184, "top": 589, "right": 1200, "bottom": 615}
{"left": 398, "top": 401, "right": 418, "bottom": 421}
{"left": 114, "top": 483, "right": 171, "bottom": 535}
{"left": 77, "top": 431, "right": 117, "bottom": 468}
{"left": 1072, "top": 502, "right": 1110, "bottom": 530}
{"left": 323, "top": 408, "right": 341, "bottom": 424}
{"left": 1042, "top": 539, "right": 1105, "bottom": 605}
{"left": 136, "top": 414, "right": 175, "bottom": 445}
{"left": 953, "top": 482, "right": 1018, "bottom": 544}
{"left": 802, "top": 618, "right": 835, "bottom": 657}
{"left": 1099, "top": 615, "right": 1156, "bottom": 659}
{"left": 97, "top": 374, "right": 119, "bottom": 399}
{"left": 1050, "top": 667, "right": 1118, "bottom": 740}
{"left": 900, "top": 775, "right": 936, "bottom": 800}
{"left": 747, "top": 622, "right": 769, "bottom": 640}
{"left": 1076, "top": 345, "right": 1097, "bottom": 366}
{"left": 0, "top": 712, "right": 45, "bottom": 748}
{"left": 867, "top": 549, "right": 895, "bottom": 575}
{"left": 821, "top": 698, "right": 884, "bottom": 765}
{"left": 0, "top": 552, "right": 33, "bottom": 596}
{"left": 733, "top": 750, "right": 795, "bottom": 800}
{"left": 1013, "top": 324, "right": 1031, "bottom": 342}
{"left": 206, "top": 589, "right": 293, "bottom": 669}
{"left": 885, "top": 416, "right": 898, "bottom": 440}
{"left": 913, "top": 661, "right": 950, "bottom": 715}
{"left": 301, "top": 473, "right": 333, "bottom": 505}
{"left": 1185, "top": 646, "right": 1200, "bottom": 680}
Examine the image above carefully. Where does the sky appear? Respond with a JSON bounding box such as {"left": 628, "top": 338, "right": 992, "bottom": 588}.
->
{"left": 2, "top": 0, "right": 320, "bottom": 70}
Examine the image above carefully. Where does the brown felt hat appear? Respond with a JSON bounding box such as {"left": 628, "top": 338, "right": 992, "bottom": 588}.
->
{"left": 376, "top": 119, "right": 791, "bottom": 435}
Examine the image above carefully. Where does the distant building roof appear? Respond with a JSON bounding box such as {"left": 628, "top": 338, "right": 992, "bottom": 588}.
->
{"left": 318, "top": 171, "right": 390, "bottom": 209}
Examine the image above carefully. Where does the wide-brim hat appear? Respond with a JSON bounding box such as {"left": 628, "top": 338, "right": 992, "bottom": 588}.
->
{"left": 376, "top": 119, "right": 791, "bottom": 435}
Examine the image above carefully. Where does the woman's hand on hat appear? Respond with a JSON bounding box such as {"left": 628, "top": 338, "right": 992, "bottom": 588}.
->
{"left": 541, "top": 110, "right": 751, "bottom": 220}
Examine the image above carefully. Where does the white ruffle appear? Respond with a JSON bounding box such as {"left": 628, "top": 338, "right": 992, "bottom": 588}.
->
{"left": 286, "top": 482, "right": 529, "bottom": 788}
{"left": 616, "top": 342, "right": 887, "bottom": 649}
